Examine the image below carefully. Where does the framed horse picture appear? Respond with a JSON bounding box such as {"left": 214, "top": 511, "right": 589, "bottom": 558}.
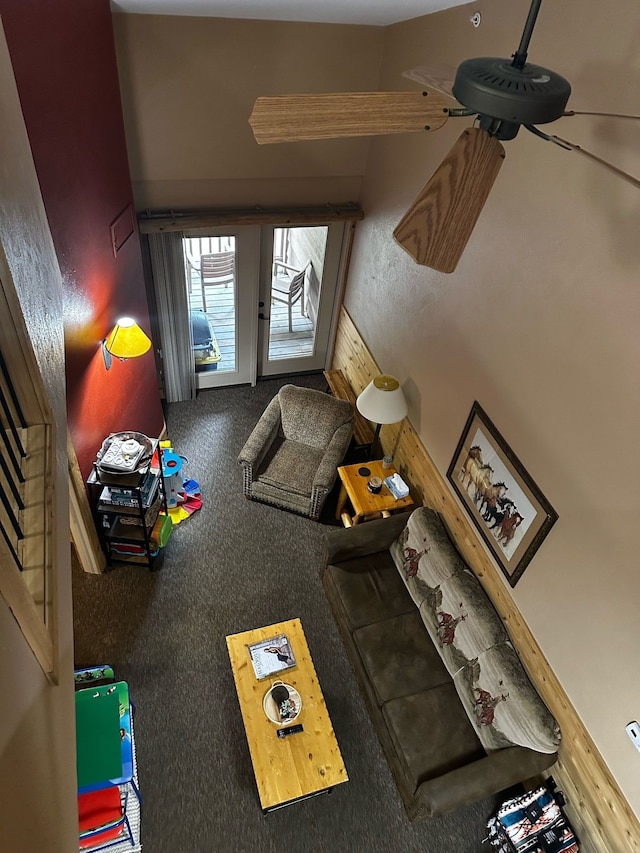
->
{"left": 447, "top": 402, "right": 558, "bottom": 587}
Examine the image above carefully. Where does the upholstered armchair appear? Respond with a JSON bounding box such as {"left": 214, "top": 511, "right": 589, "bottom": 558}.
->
{"left": 238, "top": 384, "right": 354, "bottom": 520}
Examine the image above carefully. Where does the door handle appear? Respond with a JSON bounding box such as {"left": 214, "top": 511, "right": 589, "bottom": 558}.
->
{"left": 258, "top": 312, "right": 269, "bottom": 320}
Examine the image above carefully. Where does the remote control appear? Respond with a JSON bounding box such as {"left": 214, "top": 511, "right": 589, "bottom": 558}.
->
{"left": 277, "top": 724, "right": 303, "bottom": 738}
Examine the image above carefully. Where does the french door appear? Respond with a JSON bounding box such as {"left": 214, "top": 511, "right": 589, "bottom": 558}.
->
{"left": 183, "top": 221, "right": 346, "bottom": 390}
{"left": 183, "top": 226, "right": 259, "bottom": 389}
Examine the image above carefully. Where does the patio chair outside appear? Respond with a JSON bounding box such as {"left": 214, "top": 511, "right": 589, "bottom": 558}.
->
{"left": 271, "top": 261, "right": 309, "bottom": 333}
{"left": 200, "top": 251, "right": 235, "bottom": 311}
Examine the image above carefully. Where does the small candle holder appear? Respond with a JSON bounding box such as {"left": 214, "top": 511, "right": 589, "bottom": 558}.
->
{"left": 367, "top": 476, "right": 383, "bottom": 494}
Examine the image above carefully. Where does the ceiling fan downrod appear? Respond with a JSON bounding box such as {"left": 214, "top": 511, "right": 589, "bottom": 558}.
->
{"left": 511, "top": 0, "right": 543, "bottom": 70}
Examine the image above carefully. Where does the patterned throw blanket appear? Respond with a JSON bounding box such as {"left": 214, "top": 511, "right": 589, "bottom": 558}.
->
{"left": 485, "top": 783, "right": 579, "bottom": 853}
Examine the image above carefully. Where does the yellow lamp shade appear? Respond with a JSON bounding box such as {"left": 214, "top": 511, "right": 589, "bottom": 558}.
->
{"left": 104, "top": 317, "right": 151, "bottom": 360}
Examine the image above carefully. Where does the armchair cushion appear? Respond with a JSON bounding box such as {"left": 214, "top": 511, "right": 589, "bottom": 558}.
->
{"left": 258, "top": 440, "right": 325, "bottom": 495}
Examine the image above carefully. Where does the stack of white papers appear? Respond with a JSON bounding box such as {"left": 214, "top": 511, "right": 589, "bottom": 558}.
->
{"left": 384, "top": 473, "right": 410, "bottom": 499}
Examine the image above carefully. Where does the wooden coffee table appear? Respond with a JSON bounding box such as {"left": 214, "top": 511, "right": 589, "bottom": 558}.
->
{"left": 335, "top": 459, "right": 414, "bottom": 527}
{"left": 226, "top": 618, "right": 348, "bottom": 813}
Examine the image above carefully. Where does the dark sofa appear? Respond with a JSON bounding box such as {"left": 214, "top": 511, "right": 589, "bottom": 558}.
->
{"left": 322, "top": 507, "right": 560, "bottom": 821}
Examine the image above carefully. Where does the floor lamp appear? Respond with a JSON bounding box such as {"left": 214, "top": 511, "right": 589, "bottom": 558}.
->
{"left": 356, "top": 374, "right": 408, "bottom": 460}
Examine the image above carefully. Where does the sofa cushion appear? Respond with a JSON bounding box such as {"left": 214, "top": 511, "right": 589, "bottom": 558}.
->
{"left": 325, "top": 553, "right": 415, "bottom": 630}
{"left": 419, "top": 567, "right": 508, "bottom": 676}
{"left": 390, "top": 507, "right": 467, "bottom": 601}
{"left": 354, "top": 612, "right": 452, "bottom": 705}
{"left": 390, "top": 507, "right": 508, "bottom": 678}
{"left": 382, "top": 685, "right": 485, "bottom": 787}
{"left": 453, "top": 643, "right": 561, "bottom": 754}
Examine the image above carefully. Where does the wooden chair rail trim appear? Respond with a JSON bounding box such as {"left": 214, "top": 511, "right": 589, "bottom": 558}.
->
{"left": 331, "top": 305, "right": 640, "bottom": 853}
{"left": 323, "top": 368, "right": 374, "bottom": 447}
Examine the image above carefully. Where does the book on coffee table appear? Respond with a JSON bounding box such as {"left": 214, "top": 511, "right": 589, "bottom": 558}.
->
{"left": 248, "top": 634, "right": 296, "bottom": 680}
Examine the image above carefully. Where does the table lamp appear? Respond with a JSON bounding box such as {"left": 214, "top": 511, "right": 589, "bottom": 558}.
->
{"left": 356, "top": 374, "right": 408, "bottom": 459}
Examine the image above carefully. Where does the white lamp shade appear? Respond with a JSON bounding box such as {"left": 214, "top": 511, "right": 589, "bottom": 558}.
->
{"left": 356, "top": 374, "right": 408, "bottom": 425}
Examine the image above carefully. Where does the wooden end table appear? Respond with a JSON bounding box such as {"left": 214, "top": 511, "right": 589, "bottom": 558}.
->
{"left": 226, "top": 618, "right": 348, "bottom": 813}
{"left": 335, "top": 459, "right": 414, "bottom": 527}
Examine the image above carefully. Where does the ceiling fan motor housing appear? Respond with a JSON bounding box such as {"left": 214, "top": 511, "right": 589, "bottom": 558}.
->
{"left": 453, "top": 57, "right": 571, "bottom": 126}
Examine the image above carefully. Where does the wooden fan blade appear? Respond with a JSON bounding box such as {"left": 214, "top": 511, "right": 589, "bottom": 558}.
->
{"left": 394, "top": 127, "right": 505, "bottom": 273}
{"left": 546, "top": 133, "right": 640, "bottom": 190}
{"left": 402, "top": 64, "right": 458, "bottom": 101}
{"left": 563, "top": 109, "right": 640, "bottom": 121}
{"left": 249, "top": 91, "right": 449, "bottom": 144}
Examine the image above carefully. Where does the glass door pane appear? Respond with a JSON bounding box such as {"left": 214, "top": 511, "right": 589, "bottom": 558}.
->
{"left": 183, "top": 227, "right": 259, "bottom": 389}
{"left": 267, "top": 225, "right": 327, "bottom": 361}
{"left": 184, "top": 234, "right": 236, "bottom": 375}
{"left": 259, "top": 222, "right": 345, "bottom": 378}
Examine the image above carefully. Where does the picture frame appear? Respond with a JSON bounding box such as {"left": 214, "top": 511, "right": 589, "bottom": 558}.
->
{"left": 110, "top": 204, "right": 135, "bottom": 257}
{"left": 447, "top": 402, "right": 558, "bottom": 587}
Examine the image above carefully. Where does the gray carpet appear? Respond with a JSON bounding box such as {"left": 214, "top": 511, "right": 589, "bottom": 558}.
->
{"left": 73, "top": 374, "right": 503, "bottom": 852}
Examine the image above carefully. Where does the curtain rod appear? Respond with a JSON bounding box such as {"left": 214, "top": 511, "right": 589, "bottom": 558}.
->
{"left": 138, "top": 203, "right": 364, "bottom": 233}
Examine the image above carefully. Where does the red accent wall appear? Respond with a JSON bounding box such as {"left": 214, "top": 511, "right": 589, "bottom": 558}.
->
{"left": 1, "top": 0, "right": 165, "bottom": 479}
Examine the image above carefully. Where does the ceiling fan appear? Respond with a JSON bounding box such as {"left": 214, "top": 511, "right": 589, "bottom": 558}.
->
{"left": 249, "top": 0, "right": 639, "bottom": 273}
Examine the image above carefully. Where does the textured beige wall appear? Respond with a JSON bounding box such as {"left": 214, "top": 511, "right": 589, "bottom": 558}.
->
{"left": 343, "top": 0, "right": 640, "bottom": 817}
{"left": 112, "top": 0, "right": 640, "bottom": 821}
{"left": 113, "top": 14, "right": 385, "bottom": 209}
{"left": 0, "top": 20, "right": 76, "bottom": 853}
